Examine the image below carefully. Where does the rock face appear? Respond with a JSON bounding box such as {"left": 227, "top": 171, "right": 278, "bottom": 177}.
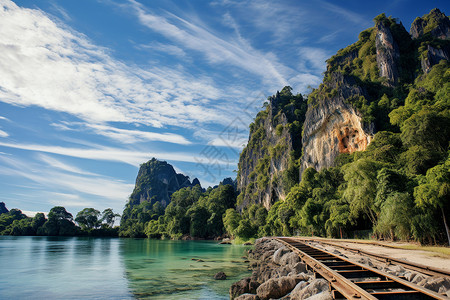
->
{"left": 410, "top": 8, "right": 450, "bottom": 40}
{"left": 410, "top": 9, "right": 450, "bottom": 73}
{"left": 300, "top": 74, "right": 374, "bottom": 177}
{"left": 375, "top": 22, "right": 400, "bottom": 85}
{"left": 0, "top": 202, "right": 8, "bottom": 215}
{"left": 129, "top": 158, "right": 201, "bottom": 207}
{"left": 421, "top": 45, "right": 450, "bottom": 73}
{"left": 237, "top": 87, "right": 306, "bottom": 209}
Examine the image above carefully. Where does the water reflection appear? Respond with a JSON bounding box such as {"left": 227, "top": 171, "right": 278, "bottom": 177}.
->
{"left": 121, "top": 239, "right": 250, "bottom": 300}
{"left": 0, "top": 236, "right": 250, "bottom": 299}
{"left": 0, "top": 236, "right": 132, "bottom": 299}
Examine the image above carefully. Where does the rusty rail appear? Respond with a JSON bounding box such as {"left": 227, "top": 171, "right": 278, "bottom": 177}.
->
{"left": 297, "top": 237, "right": 450, "bottom": 278}
{"left": 276, "top": 237, "right": 447, "bottom": 300}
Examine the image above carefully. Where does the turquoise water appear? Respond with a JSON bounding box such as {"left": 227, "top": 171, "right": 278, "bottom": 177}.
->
{"left": 0, "top": 236, "right": 251, "bottom": 299}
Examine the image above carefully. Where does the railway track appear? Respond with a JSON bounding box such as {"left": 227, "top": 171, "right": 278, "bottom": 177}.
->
{"left": 276, "top": 237, "right": 448, "bottom": 300}
{"left": 298, "top": 237, "right": 450, "bottom": 278}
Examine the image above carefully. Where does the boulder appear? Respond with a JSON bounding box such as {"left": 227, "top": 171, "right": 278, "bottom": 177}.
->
{"left": 214, "top": 271, "right": 227, "bottom": 280}
{"left": 279, "top": 252, "right": 301, "bottom": 267}
{"left": 235, "top": 294, "right": 260, "bottom": 300}
{"left": 290, "top": 279, "right": 330, "bottom": 300}
{"left": 230, "top": 277, "right": 259, "bottom": 299}
{"left": 404, "top": 271, "right": 418, "bottom": 282}
{"left": 256, "top": 275, "right": 304, "bottom": 300}
{"left": 291, "top": 262, "right": 308, "bottom": 275}
{"left": 270, "top": 265, "right": 291, "bottom": 279}
{"left": 357, "top": 257, "right": 374, "bottom": 268}
{"left": 412, "top": 274, "right": 427, "bottom": 284}
{"left": 421, "top": 277, "right": 450, "bottom": 293}
{"left": 273, "top": 247, "right": 290, "bottom": 264}
{"left": 288, "top": 281, "right": 309, "bottom": 299}
{"left": 261, "top": 250, "right": 275, "bottom": 262}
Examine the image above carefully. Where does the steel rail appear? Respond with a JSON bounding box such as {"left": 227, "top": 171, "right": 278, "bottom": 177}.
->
{"left": 297, "top": 237, "right": 450, "bottom": 278}
{"left": 276, "top": 237, "right": 447, "bottom": 300}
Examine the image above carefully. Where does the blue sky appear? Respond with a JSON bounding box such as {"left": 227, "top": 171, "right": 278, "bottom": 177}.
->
{"left": 0, "top": 0, "right": 448, "bottom": 217}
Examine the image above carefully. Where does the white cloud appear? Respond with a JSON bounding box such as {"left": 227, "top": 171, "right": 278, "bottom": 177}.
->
{"left": 38, "top": 154, "right": 98, "bottom": 176}
{"left": 0, "top": 0, "right": 227, "bottom": 129}
{"left": 0, "top": 141, "right": 232, "bottom": 166}
{"left": 0, "top": 155, "right": 133, "bottom": 210}
{"left": 298, "top": 47, "right": 329, "bottom": 73}
{"left": 318, "top": 1, "right": 370, "bottom": 26}
{"left": 139, "top": 42, "right": 188, "bottom": 59}
{"left": 129, "top": 0, "right": 290, "bottom": 87}
{"left": 52, "top": 121, "right": 192, "bottom": 145}
{"left": 0, "top": 129, "right": 8, "bottom": 138}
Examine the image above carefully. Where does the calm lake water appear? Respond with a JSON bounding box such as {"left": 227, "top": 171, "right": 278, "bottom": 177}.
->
{"left": 0, "top": 236, "right": 251, "bottom": 299}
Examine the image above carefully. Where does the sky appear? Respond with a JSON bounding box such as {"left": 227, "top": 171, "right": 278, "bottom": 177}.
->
{"left": 0, "top": 0, "right": 448, "bottom": 217}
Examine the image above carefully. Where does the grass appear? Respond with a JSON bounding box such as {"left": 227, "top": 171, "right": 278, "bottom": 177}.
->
{"left": 389, "top": 244, "right": 450, "bottom": 257}
{"left": 232, "top": 237, "right": 256, "bottom": 245}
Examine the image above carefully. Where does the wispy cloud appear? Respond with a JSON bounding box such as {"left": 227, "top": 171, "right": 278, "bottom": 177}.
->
{"left": 138, "top": 42, "right": 188, "bottom": 59}
{"left": 318, "top": 1, "right": 371, "bottom": 26}
{"left": 0, "top": 141, "right": 232, "bottom": 166}
{"left": 0, "top": 155, "right": 133, "bottom": 210}
{"left": 38, "top": 154, "right": 98, "bottom": 176}
{"left": 0, "top": 129, "right": 8, "bottom": 138}
{"left": 0, "top": 0, "right": 227, "bottom": 129}
{"left": 128, "top": 0, "right": 290, "bottom": 88}
{"left": 52, "top": 121, "right": 192, "bottom": 145}
{"left": 49, "top": 1, "right": 72, "bottom": 22}
{"left": 298, "top": 47, "right": 330, "bottom": 73}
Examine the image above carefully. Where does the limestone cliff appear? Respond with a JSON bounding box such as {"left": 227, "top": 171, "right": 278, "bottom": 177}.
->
{"left": 375, "top": 22, "right": 400, "bottom": 85}
{"left": 410, "top": 8, "right": 450, "bottom": 40}
{"left": 237, "top": 87, "right": 306, "bottom": 209}
{"left": 410, "top": 9, "right": 450, "bottom": 73}
{"left": 0, "top": 202, "right": 8, "bottom": 215}
{"left": 129, "top": 158, "right": 201, "bottom": 208}
{"left": 300, "top": 74, "right": 374, "bottom": 176}
{"left": 236, "top": 9, "right": 449, "bottom": 210}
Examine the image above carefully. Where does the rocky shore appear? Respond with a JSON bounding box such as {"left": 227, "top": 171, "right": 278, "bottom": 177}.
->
{"left": 229, "top": 238, "right": 332, "bottom": 300}
{"left": 230, "top": 238, "right": 450, "bottom": 299}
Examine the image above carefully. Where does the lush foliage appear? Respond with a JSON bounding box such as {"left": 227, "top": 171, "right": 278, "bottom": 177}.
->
{"left": 118, "top": 182, "right": 237, "bottom": 239}
{"left": 225, "top": 13, "right": 450, "bottom": 245}
{"left": 0, "top": 206, "right": 120, "bottom": 237}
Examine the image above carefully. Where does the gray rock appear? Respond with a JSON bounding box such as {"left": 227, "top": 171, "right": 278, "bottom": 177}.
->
{"left": 357, "top": 257, "right": 374, "bottom": 268}
{"left": 235, "top": 294, "right": 260, "bottom": 300}
{"left": 289, "top": 281, "right": 309, "bottom": 299}
{"left": 404, "top": 271, "right": 418, "bottom": 282}
{"left": 304, "top": 291, "right": 333, "bottom": 300}
{"left": 279, "top": 252, "right": 301, "bottom": 267}
{"left": 290, "top": 279, "right": 330, "bottom": 300}
{"left": 214, "top": 271, "right": 227, "bottom": 280}
{"left": 261, "top": 250, "right": 275, "bottom": 262}
{"left": 412, "top": 274, "right": 427, "bottom": 285}
{"left": 421, "top": 277, "right": 450, "bottom": 293}
{"left": 270, "top": 265, "right": 291, "bottom": 279}
{"left": 256, "top": 275, "right": 304, "bottom": 300}
{"left": 273, "top": 247, "right": 290, "bottom": 265}
{"left": 291, "top": 262, "right": 308, "bottom": 274}
{"left": 230, "top": 277, "right": 260, "bottom": 299}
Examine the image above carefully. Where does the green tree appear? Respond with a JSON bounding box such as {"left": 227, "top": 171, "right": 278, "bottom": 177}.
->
{"left": 76, "top": 208, "right": 101, "bottom": 230}
{"left": 223, "top": 208, "right": 241, "bottom": 237}
{"left": 100, "top": 208, "right": 120, "bottom": 227}
{"left": 31, "top": 213, "right": 46, "bottom": 233}
{"left": 414, "top": 158, "right": 450, "bottom": 245}
{"left": 342, "top": 159, "right": 383, "bottom": 226}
